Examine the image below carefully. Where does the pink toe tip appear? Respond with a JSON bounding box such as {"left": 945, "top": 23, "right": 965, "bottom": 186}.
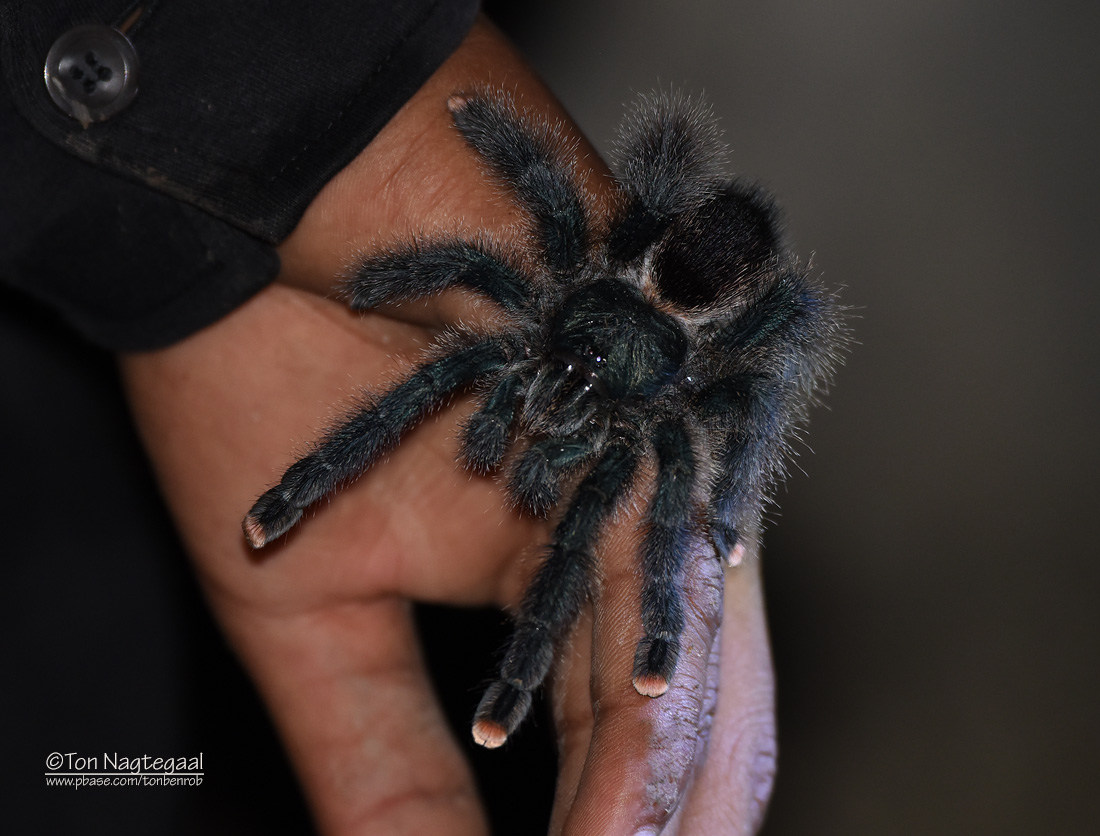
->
{"left": 472, "top": 719, "right": 508, "bottom": 749}
{"left": 633, "top": 672, "right": 670, "bottom": 698}
{"left": 727, "top": 542, "right": 747, "bottom": 567}
{"left": 242, "top": 516, "right": 267, "bottom": 549}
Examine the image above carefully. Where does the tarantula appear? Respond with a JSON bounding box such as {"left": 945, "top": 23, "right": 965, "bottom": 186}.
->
{"left": 244, "top": 90, "right": 844, "bottom": 748}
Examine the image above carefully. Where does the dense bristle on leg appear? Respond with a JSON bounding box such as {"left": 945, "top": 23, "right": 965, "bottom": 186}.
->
{"left": 473, "top": 442, "right": 638, "bottom": 746}
{"left": 346, "top": 240, "right": 529, "bottom": 313}
{"left": 460, "top": 374, "right": 521, "bottom": 474}
{"left": 508, "top": 436, "right": 594, "bottom": 516}
{"left": 449, "top": 91, "right": 588, "bottom": 272}
{"left": 632, "top": 419, "right": 696, "bottom": 697}
{"left": 242, "top": 339, "right": 508, "bottom": 548}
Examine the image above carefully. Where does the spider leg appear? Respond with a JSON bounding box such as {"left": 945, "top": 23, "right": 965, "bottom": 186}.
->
{"left": 633, "top": 418, "right": 697, "bottom": 696}
{"left": 609, "top": 92, "right": 727, "bottom": 263}
{"left": 709, "top": 268, "right": 845, "bottom": 393}
{"left": 346, "top": 239, "right": 530, "bottom": 313}
{"left": 695, "top": 374, "right": 788, "bottom": 567}
{"left": 708, "top": 438, "right": 771, "bottom": 567}
{"left": 460, "top": 372, "right": 523, "bottom": 473}
{"left": 508, "top": 435, "right": 599, "bottom": 516}
{"left": 696, "top": 268, "right": 845, "bottom": 561}
{"left": 472, "top": 440, "right": 638, "bottom": 748}
{"left": 243, "top": 338, "right": 509, "bottom": 547}
{"left": 449, "top": 93, "right": 588, "bottom": 273}
{"left": 718, "top": 270, "right": 816, "bottom": 350}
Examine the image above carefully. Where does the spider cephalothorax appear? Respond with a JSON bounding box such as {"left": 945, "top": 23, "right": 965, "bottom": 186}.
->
{"left": 244, "top": 90, "right": 845, "bottom": 748}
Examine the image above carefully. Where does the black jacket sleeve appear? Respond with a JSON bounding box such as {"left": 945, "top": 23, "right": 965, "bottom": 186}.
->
{"left": 0, "top": 0, "right": 479, "bottom": 350}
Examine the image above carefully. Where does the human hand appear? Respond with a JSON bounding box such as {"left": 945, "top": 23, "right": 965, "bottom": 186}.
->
{"left": 122, "top": 17, "right": 776, "bottom": 835}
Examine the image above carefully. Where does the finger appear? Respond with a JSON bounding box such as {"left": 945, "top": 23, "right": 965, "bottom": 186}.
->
{"left": 664, "top": 559, "right": 776, "bottom": 835}
{"left": 549, "top": 503, "right": 730, "bottom": 836}
{"left": 214, "top": 591, "right": 488, "bottom": 836}
{"left": 118, "top": 285, "right": 521, "bottom": 834}
{"left": 545, "top": 603, "right": 595, "bottom": 836}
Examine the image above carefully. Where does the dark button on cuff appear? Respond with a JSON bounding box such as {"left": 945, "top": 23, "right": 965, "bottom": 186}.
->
{"left": 44, "top": 25, "right": 139, "bottom": 125}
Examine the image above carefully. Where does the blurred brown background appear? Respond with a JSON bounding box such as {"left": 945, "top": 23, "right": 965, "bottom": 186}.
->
{"left": 487, "top": 0, "right": 1100, "bottom": 832}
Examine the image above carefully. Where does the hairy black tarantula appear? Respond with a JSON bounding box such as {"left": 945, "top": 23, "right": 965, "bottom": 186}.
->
{"left": 244, "top": 90, "right": 844, "bottom": 749}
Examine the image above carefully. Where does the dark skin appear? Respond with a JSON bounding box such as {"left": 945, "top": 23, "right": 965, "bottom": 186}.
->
{"left": 120, "top": 18, "right": 776, "bottom": 835}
